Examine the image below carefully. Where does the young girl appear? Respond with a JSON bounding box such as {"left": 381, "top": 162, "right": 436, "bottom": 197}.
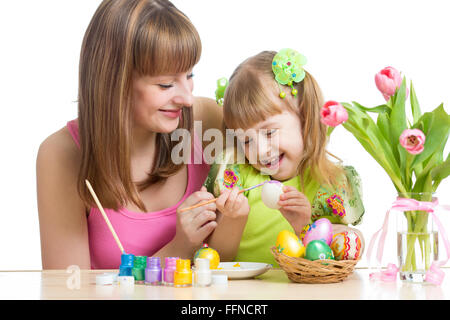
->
{"left": 36, "top": 0, "right": 223, "bottom": 269}
{"left": 205, "top": 50, "right": 365, "bottom": 265}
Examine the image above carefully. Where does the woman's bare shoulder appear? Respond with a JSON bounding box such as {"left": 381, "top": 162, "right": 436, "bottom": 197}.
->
{"left": 37, "top": 126, "right": 80, "bottom": 175}
{"left": 37, "top": 127, "right": 90, "bottom": 269}
{"left": 36, "top": 125, "right": 87, "bottom": 218}
{"left": 193, "top": 96, "right": 224, "bottom": 132}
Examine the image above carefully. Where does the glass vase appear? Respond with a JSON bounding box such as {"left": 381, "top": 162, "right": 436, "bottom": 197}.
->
{"left": 396, "top": 192, "right": 439, "bottom": 283}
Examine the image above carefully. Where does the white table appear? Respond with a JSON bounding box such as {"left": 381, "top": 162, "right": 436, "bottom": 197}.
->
{"left": 0, "top": 268, "right": 448, "bottom": 300}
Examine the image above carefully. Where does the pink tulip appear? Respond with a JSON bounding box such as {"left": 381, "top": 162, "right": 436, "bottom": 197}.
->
{"left": 399, "top": 129, "right": 426, "bottom": 155}
{"left": 375, "top": 66, "right": 408, "bottom": 101}
{"left": 320, "top": 101, "right": 348, "bottom": 127}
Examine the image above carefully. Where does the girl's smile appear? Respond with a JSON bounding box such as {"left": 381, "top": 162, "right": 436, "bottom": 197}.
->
{"left": 237, "top": 111, "right": 304, "bottom": 181}
{"left": 259, "top": 153, "right": 284, "bottom": 170}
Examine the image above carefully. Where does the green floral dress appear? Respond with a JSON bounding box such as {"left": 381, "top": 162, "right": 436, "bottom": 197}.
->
{"left": 203, "top": 148, "right": 365, "bottom": 265}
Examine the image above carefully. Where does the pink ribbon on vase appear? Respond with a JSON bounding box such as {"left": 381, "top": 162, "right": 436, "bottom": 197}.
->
{"left": 367, "top": 197, "right": 450, "bottom": 285}
{"left": 369, "top": 263, "right": 399, "bottom": 282}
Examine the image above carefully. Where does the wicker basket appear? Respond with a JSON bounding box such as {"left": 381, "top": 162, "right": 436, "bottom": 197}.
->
{"left": 271, "top": 246, "right": 358, "bottom": 284}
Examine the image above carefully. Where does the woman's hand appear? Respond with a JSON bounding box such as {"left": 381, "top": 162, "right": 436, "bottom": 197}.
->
{"left": 278, "top": 186, "right": 311, "bottom": 235}
{"left": 174, "top": 186, "right": 218, "bottom": 251}
{"left": 215, "top": 186, "right": 250, "bottom": 219}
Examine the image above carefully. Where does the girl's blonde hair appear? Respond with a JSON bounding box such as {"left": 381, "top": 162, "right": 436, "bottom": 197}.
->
{"left": 223, "top": 51, "right": 344, "bottom": 188}
{"left": 77, "top": 0, "right": 201, "bottom": 212}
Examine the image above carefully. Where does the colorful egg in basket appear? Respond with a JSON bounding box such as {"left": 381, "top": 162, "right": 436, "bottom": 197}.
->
{"left": 271, "top": 247, "right": 358, "bottom": 284}
{"left": 275, "top": 230, "right": 305, "bottom": 258}
{"left": 299, "top": 223, "right": 310, "bottom": 242}
{"left": 302, "top": 218, "right": 333, "bottom": 246}
{"left": 330, "top": 231, "right": 362, "bottom": 261}
{"left": 193, "top": 243, "right": 220, "bottom": 269}
{"left": 271, "top": 225, "right": 359, "bottom": 284}
{"left": 305, "top": 240, "right": 334, "bottom": 261}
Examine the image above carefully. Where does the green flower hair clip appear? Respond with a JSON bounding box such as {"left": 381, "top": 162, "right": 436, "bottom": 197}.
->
{"left": 215, "top": 77, "right": 228, "bottom": 106}
{"left": 272, "top": 48, "right": 307, "bottom": 99}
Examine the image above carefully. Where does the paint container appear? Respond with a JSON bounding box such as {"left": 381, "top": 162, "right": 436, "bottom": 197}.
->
{"left": 132, "top": 256, "right": 147, "bottom": 284}
{"left": 211, "top": 274, "right": 228, "bottom": 286}
{"left": 119, "top": 253, "right": 134, "bottom": 276}
{"left": 174, "top": 259, "right": 192, "bottom": 287}
{"left": 163, "top": 257, "right": 178, "bottom": 286}
{"left": 118, "top": 275, "right": 135, "bottom": 297}
{"left": 145, "top": 257, "right": 162, "bottom": 285}
{"left": 118, "top": 276, "right": 135, "bottom": 287}
{"left": 95, "top": 273, "right": 116, "bottom": 286}
{"left": 194, "top": 258, "right": 212, "bottom": 287}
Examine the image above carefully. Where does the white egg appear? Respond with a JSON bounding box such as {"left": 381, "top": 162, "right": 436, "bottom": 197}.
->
{"left": 261, "top": 181, "right": 284, "bottom": 209}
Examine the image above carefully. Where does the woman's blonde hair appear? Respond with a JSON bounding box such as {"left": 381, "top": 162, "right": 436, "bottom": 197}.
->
{"left": 77, "top": 0, "right": 201, "bottom": 212}
{"left": 223, "top": 51, "right": 343, "bottom": 188}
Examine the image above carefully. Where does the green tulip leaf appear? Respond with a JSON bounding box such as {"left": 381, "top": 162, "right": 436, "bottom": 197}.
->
{"left": 389, "top": 78, "right": 408, "bottom": 165}
{"left": 414, "top": 151, "right": 441, "bottom": 193}
{"left": 353, "top": 101, "right": 390, "bottom": 114}
{"left": 326, "top": 126, "right": 336, "bottom": 137}
{"left": 411, "top": 104, "right": 450, "bottom": 171}
{"left": 342, "top": 102, "right": 404, "bottom": 192}
{"left": 339, "top": 76, "right": 448, "bottom": 197}
{"left": 410, "top": 81, "right": 422, "bottom": 125}
{"left": 377, "top": 112, "right": 391, "bottom": 142}
{"left": 431, "top": 153, "right": 450, "bottom": 189}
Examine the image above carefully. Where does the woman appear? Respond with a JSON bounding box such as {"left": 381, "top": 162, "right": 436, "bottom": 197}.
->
{"left": 36, "top": 0, "right": 223, "bottom": 269}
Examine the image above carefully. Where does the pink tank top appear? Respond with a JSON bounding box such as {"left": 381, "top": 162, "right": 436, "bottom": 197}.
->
{"left": 67, "top": 119, "right": 210, "bottom": 269}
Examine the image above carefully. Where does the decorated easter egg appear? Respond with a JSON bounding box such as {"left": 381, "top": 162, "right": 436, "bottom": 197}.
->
{"left": 275, "top": 230, "right": 306, "bottom": 258}
{"left": 302, "top": 218, "right": 333, "bottom": 247}
{"left": 193, "top": 243, "right": 220, "bottom": 269}
{"left": 261, "top": 181, "right": 284, "bottom": 209}
{"left": 330, "top": 231, "right": 362, "bottom": 260}
{"left": 299, "top": 223, "right": 310, "bottom": 242}
{"left": 305, "top": 240, "right": 335, "bottom": 261}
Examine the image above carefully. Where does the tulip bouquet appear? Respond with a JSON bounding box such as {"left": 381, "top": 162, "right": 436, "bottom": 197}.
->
{"left": 321, "top": 67, "right": 450, "bottom": 275}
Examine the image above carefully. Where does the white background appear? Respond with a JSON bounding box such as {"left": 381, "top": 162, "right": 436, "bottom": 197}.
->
{"left": 0, "top": 0, "right": 449, "bottom": 270}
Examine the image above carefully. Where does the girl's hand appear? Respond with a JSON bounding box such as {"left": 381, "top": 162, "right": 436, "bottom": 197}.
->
{"left": 175, "top": 186, "right": 218, "bottom": 249}
{"left": 215, "top": 186, "right": 250, "bottom": 219}
{"left": 278, "top": 186, "right": 311, "bottom": 235}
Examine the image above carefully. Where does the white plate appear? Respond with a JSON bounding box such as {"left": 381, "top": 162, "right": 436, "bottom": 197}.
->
{"left": 211, "top": 262, "right": 272, "bottom": 280}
